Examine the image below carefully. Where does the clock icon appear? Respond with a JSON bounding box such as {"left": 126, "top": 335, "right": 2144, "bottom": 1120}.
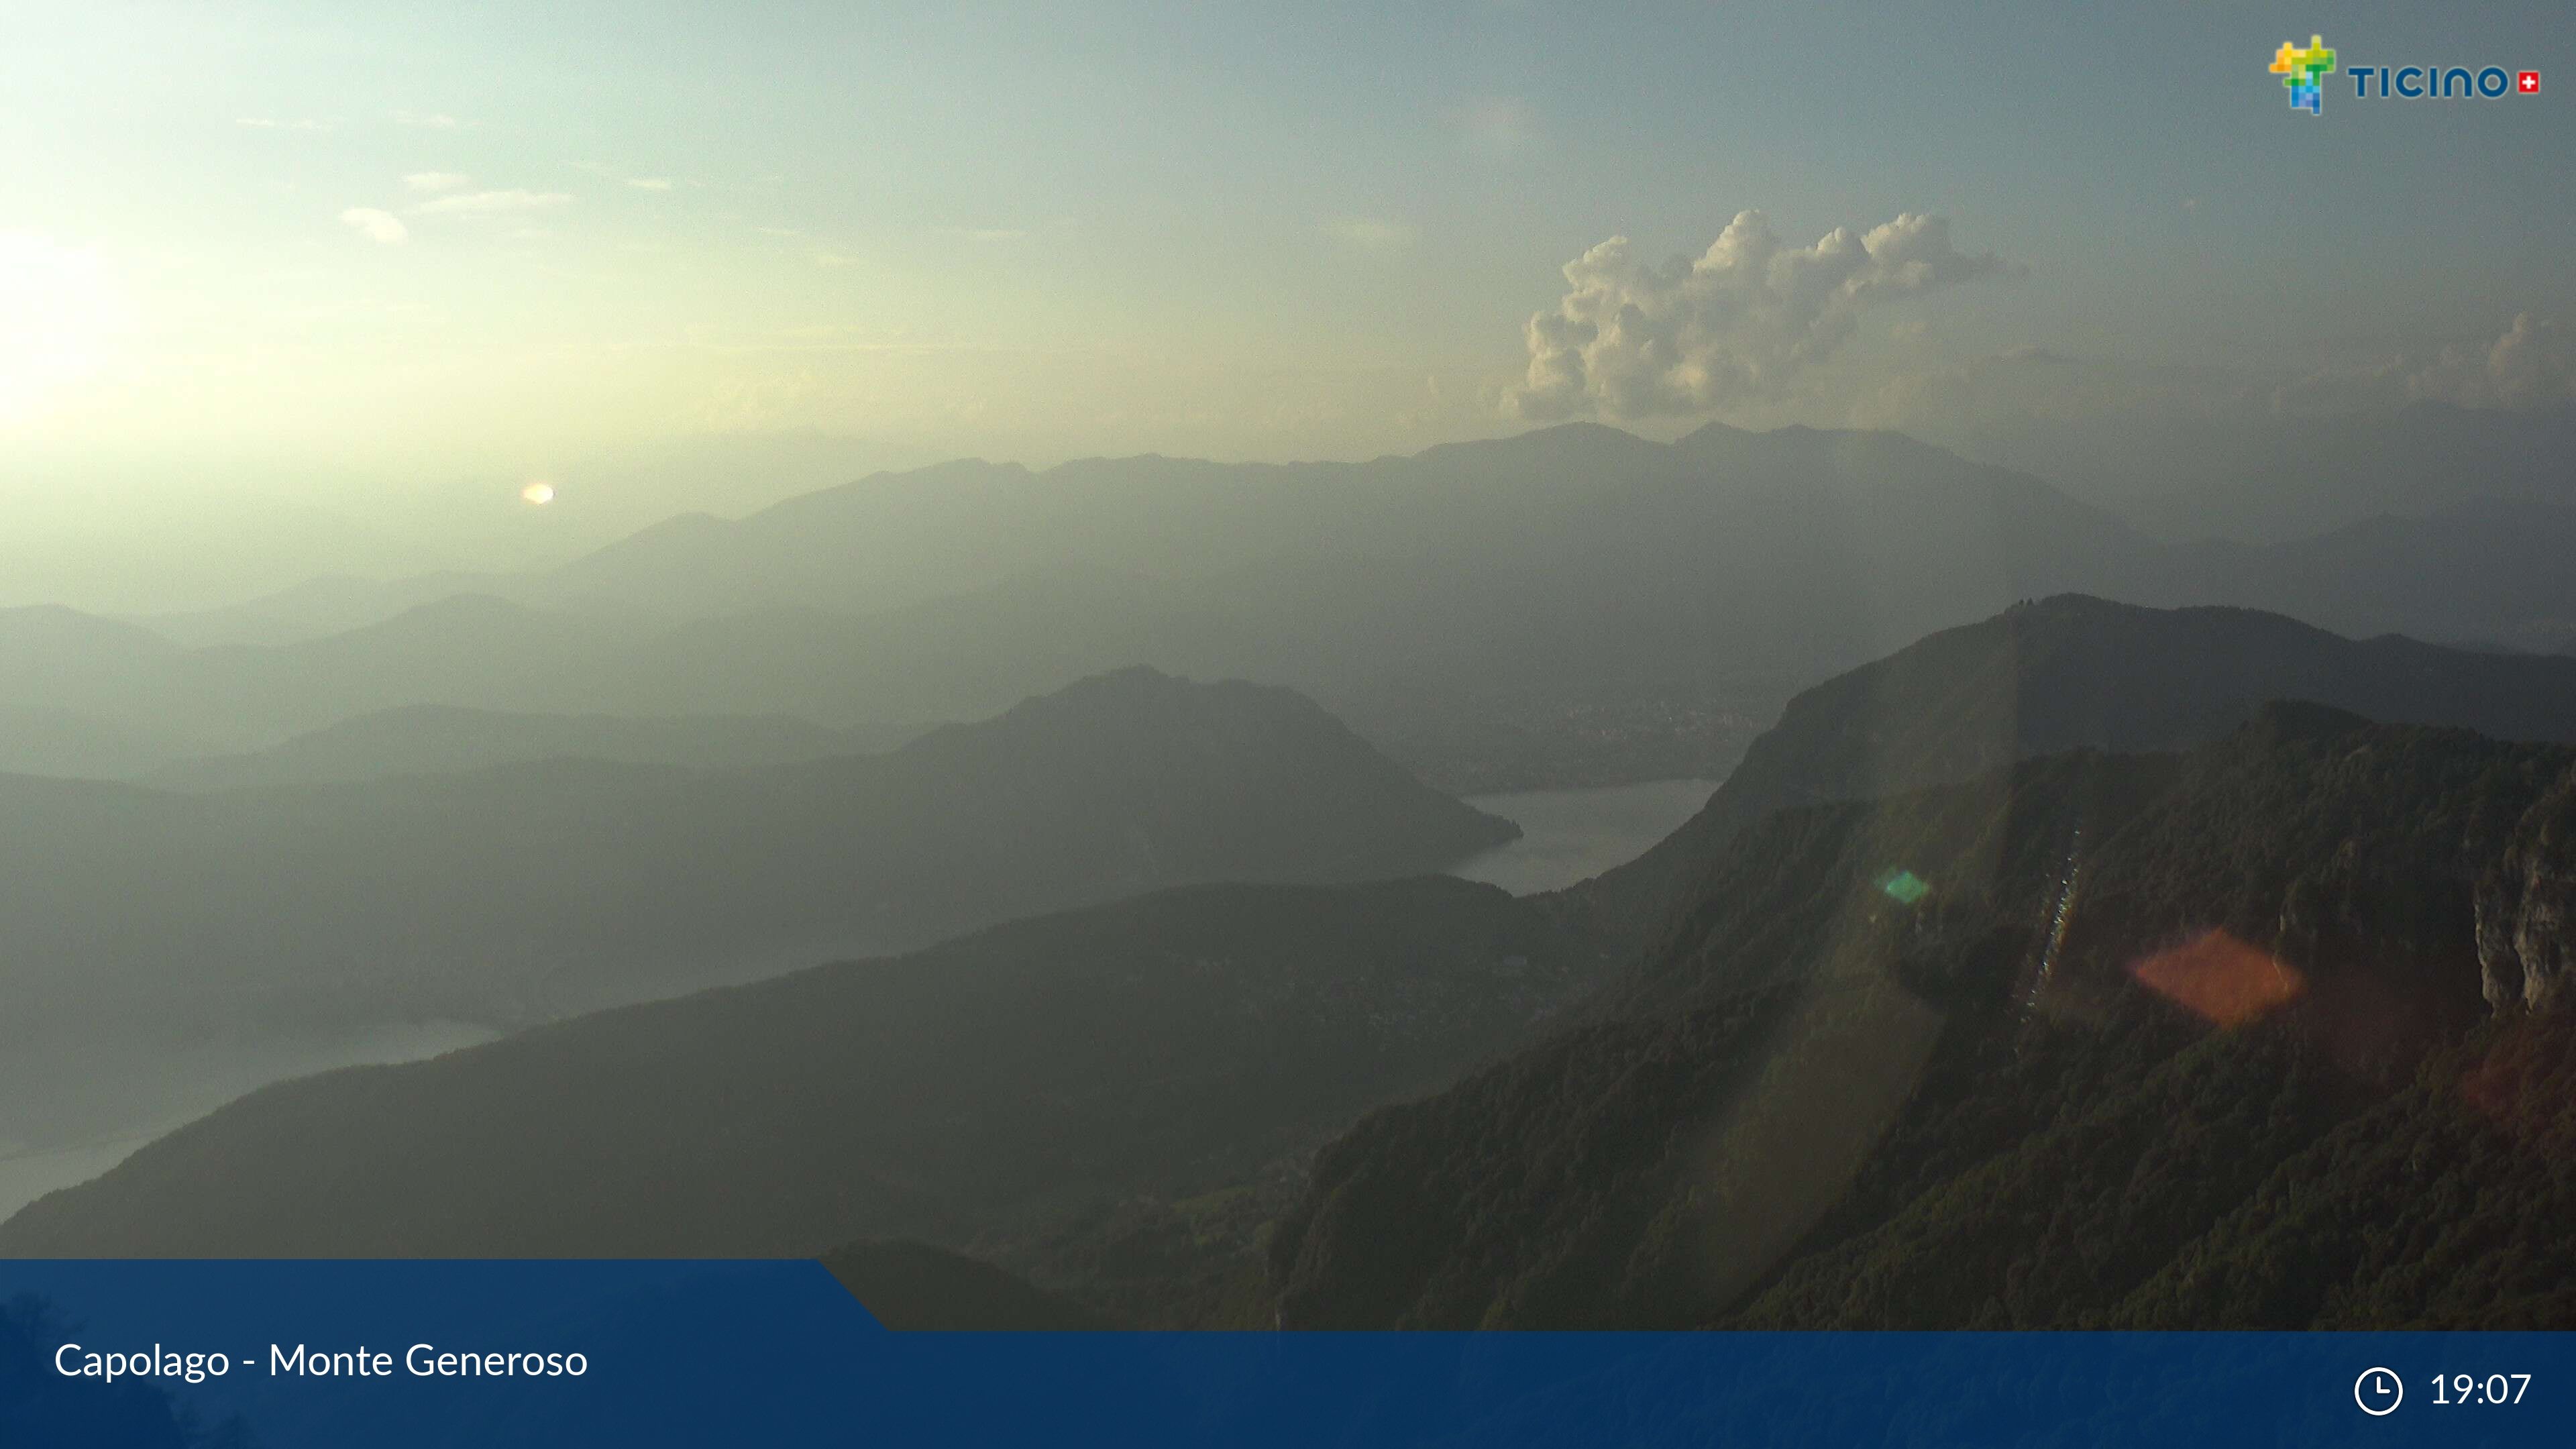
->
{"left": 2356, "top": 1367, "right": 2404, "bottom": 1416}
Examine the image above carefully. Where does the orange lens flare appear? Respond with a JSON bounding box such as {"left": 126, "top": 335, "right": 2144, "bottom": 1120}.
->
{"left": 2130, "top": 928, "right": 2304, "bottom": 1027}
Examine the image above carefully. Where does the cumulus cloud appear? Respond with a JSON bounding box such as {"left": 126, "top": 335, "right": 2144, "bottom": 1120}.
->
{"left": 2404, "top": 314, "right": 2576, "bottom": 410}
{"left": 337, "top": 207, "right": 409, "bottom": 245}
{"left": 2220, "top": 315, "right": 2576, "bottom": 417}
{"left": 402, "top": 171, "right": 471, "bottom": 193}
{"left": 1509, "top": 209, "right": 2017, "bottom": 420}
{"left": 412, "top": 189, "right": 572, "bottom": 216}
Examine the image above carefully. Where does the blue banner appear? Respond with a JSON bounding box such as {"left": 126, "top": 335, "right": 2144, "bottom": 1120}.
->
{"left": 3, "top": 1260, "right": 2567, "bottom": 1447}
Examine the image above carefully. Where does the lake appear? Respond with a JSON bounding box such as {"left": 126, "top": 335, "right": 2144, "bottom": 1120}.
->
{"left": 0, "top": 782, "right": 1724, "bottom": 1221}
{"left": 0, "top": 1019, "right": 500, "bottom": 1222}
{"left": 1447, "top": 777, "right": 1723, "bottom": 896}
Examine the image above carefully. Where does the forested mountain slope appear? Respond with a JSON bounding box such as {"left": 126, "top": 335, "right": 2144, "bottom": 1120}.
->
{"left": 1273, "top": 707, "right": 2576, "bottom": 1328}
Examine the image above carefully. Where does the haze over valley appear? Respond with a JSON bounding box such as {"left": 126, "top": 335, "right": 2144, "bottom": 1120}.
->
{"left": 6, "top": 1, "right": 2576, "bottom": 1340}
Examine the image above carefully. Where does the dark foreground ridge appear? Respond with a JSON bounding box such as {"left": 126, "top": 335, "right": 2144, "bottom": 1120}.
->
{"left": 1271, "top": 706, "right": 2576, "bottom": 1327}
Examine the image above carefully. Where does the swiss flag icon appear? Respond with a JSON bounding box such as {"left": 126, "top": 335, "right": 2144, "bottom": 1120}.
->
{"left": 2518, "top": 70, "right": 2542, "bottom": 94}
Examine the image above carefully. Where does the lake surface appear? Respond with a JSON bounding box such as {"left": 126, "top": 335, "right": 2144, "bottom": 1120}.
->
{"left": 0, "top": 1019, "right": 500, "bottom": 1221}
{"left": 1448, "top": 777, "right": 1723, "bottom": 896}
{"left": 0, "top": 784, "right": 1722, "bottom": 1221}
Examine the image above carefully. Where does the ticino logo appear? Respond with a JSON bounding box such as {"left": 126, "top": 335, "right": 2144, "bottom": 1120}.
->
{"left": 2269, "top": 34, "right": 2540, "bottom": 115}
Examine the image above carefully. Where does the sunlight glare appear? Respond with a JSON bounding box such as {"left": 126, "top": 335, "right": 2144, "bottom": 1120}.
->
{"left": 0, "top": 232, "right": 128, "bottom": 426}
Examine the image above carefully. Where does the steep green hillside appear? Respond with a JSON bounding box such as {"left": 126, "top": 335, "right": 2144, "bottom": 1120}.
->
{"left": 1272, "top": 708, "right": 2576, "bottom": 1328}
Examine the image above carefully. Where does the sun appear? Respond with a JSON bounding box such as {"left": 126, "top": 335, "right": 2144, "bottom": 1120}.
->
{"left": 0, "top": 231, "right": 129, "bottom": 425}
{"left": 521, "top": 481, "right": 557, "bottom": 506}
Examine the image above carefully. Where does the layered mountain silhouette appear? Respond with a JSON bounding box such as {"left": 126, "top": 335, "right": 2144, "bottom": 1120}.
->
{"left": 20, "top": 598, "right": 2576, "bottom": 1336}
{"left": 139, "top": 420, "right": 2576, "bottom": 657}
{"left": 23, "top": 425, "right": 2147, "bottom": 788}
{"left": 147, "top": 704, "right": 922, "bottom": 792}
{"left": 145, "top": 424, "right": 2133, "bottom": 635}
{"left": 0, "top": 876, "right": 1603, "bottom": 1257}
{"left": 32, "top": 422, "right": 2569, "bottom": 793}
{"left": 0, "top": 667, "right": 1511, "bottom": 1045}
{"left": 1267, "top": 706, "right": 2576, "bottom": 1328}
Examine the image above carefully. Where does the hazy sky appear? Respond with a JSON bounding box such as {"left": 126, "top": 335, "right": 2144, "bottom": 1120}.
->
{"left": 3, "top": 1, "right": 2569, "bottom": 603}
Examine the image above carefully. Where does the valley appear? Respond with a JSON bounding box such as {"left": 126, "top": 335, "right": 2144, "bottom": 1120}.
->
{"left": 11, "top": 426, "right": 2576, "bottom": 1337}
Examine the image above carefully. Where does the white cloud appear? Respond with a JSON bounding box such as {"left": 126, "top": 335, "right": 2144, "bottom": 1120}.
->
{"left": 411, "top": 189, "right": 573, "bottom": 216}
{"left": 402, "top": 172, "right": 472, "bottom": 193}
{"left": 337, "top": 208, "right": 409, "bottom": 245}
{"left": 1509, "top": 209, "right": 2019, "bottom": 419}
{"left": 2406, "top": 314, "right": 2576, "bottom": 411}
{"left": 1325, "top": 217, "right": 1416, "bottom": 251}
{"left": 626, "top": 177, "right": 674, "bottom": 191}
{"left": 236, "top": 117, "right": 331, "bottom": 132}
{"left": 392, "top": 110, "right": 466, "bottom": 130}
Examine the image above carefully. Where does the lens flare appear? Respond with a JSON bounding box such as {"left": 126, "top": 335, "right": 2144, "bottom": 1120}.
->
{"left": 2131, "top": 928, "right": 2304, "bottom": 1027}
{"left": 1877, "top": 869, "right": 1931, "bottom": 905}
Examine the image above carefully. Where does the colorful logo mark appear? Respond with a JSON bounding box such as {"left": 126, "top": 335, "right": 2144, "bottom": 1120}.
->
{"left": 2270, "top": 34, "right": 2337, "bottom": 114}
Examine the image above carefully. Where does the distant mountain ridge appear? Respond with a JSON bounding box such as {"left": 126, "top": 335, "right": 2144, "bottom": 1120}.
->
{"left": 21, "top": 423, "right": 2158, "bottom": 789}
{"left": 40, "top": 420, "right": 2569, "bottom": 794}
{"left": 138, "top": 421, "right": 2145, "bottom": 641}
{"left": 135, "top": 419, "right": 2576, "bottom": 654}
{"left": 0, "top": 664, "right": 1513, "bottom": 1167}
{"left": 147, "top": 704, "right": 926, "bottom": 792}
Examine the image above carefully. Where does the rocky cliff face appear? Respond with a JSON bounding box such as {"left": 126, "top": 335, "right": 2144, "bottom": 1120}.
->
{"left": 2481, "top": 766, "right": 2576, "bottom": 1012}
